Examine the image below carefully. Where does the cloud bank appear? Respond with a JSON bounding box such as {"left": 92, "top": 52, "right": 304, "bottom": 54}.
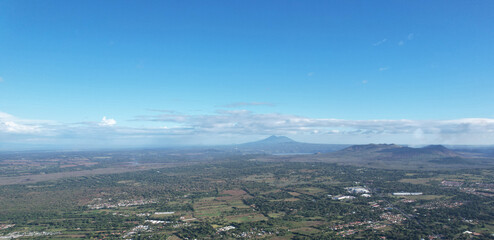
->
{"left": 1, "top": 110, "right": 493, "bottom": 148}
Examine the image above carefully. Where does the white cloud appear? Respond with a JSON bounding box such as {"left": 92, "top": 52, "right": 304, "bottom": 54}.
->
{"left": 379, "top": 67, "right": 389, "bottom": 71}
{"left": 373, "top": 38, "right": 387, "bottom": 46}
{"left": 0, "top": 77, "right": 3, "bottom": 82}
{"left": 307, "top": 72, "right": 315, "bottom": 77}
{"left": 0, "top": 112, "right": 13, "bottom": 119}
{"left": 413, "top": 128, "right": 424, "bottom": 140}
{"left": 2, "top": 121, "right": 40, "bottom": 133}
{"left": 408, "top": 33, "right": 414, "bottom": 40}
{"left": 0, "top": 112, "right": 44, "bottom": 134}
{"left": 99, "top": 116, "right": 117, "bottom": 126}
{"left": 362, "top": 80, "right": 368, "bottom": 84}
{"left": 398, "top": 41, "right": 405, "bottom": 46}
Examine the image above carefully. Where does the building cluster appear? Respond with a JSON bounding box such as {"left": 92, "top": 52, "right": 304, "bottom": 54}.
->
{"left": 331, "top": 195, "right": 356, "bottom": 201}
{"left": 392, "top": 192, "right": 423, "bottom": 196}
{"left": 217, "top": 226, "right": 236, "bottom": 232}
{"left": 441, "top": 180, "right": 463, "bottom": 187}
{"left": 122, "top": 225, "right": 150, "bottom": 239}
{"left": 331, "top": 221, "right": 369, "bottom": 230}
{"left": 136, "top": 213, "right": 151, "bottom": 217}
{"left": 179, "top": 216, "right": 197, "bottom": 221}
{"left": 416, "top": 201, "right": 464, "bottom": 210}
{"left": 154, "top": 212, "right": 175, "bottom": 215}
{"left": 330, "top": 186, "right": 372, "bottom": 201}
{"left": 331, "top": 220, "right": 389, "bottom": 237}
{"left": 229, "top": 228, "right": 273, "bottom": 238}
{"left": 461, "top": 187, "right": 494, "bottom": 197}
{"left": 400, "top": 199, "right": 416, "bottom": 203}
{"left": 145, "top": 220, "right": 166, "bottom": 224}
{"left": 0, "top": 224, "right": 14, "bottom": 230}
{"left": 87, "top": 199, "right": 156, "bottom": 209}
{"left": 172, "top": 222, "right": 191, "bottom": 228}
{"left": 346, "top": 186, "right": 370, "bottom": 194}
{"left": 336, "top": 228, "right": 359, "bottom": 237}
{"left": 463, "top": 231, "right": 483, "bottom": 237}
{"left": 380, "top": 212, "right": 406, "bottom": 224}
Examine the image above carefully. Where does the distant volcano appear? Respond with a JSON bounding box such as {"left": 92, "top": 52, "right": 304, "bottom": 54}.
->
{"left": 231, "top": 136, "right": 347, "bottom": 154}
{"left": 248, "top": 135, "right": 297, "bottom": 144}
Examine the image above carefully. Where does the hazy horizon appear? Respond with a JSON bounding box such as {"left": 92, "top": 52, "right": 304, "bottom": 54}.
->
{"left": 1, "top": 134, "right": 493, "bottom": 152}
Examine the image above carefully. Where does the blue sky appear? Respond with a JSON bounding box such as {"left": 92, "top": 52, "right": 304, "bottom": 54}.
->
{"left": 1, "top": 0, "right": 494, "bottom": 149}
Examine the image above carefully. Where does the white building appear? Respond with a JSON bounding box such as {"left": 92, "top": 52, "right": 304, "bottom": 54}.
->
{"left": 345, "top": 187, "right": 370, "bottom": 194}
{"left": 217, "top": 226, "right": 236, "bottom": 232}
{"left": 392, "top": 192, "right": 423, "bottom": 196}
{"left": 332, "top": 195, "right": 356, "bottom": 200}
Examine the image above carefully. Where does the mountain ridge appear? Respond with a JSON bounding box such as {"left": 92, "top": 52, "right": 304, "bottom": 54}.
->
{"left": 335, "top": 143, "right": 462, "bottom": 159}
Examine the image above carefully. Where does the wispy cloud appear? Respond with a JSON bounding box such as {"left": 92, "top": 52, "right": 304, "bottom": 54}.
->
{"left": 1, "top": 120, "right": 41, "bottom": 133}
{"left": 307, "top": 72, "right": 315, "bottom": 77}
{"left": 222, "top": 102, "right": 275, "bottom": 108}
{"left": 0, "top": 112, "right": 48, "bottom": 134}
{"left": 379, "top": 67, "right": 389, "bottom": 71}
{"left": 398, "top": 33, "right": 414, "bottom": 46}
{"left": 373, "top": 38, "right": 387, "bottom": 46}
{"left": 0, "top": 77, "right": 3, "bottom": 82}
